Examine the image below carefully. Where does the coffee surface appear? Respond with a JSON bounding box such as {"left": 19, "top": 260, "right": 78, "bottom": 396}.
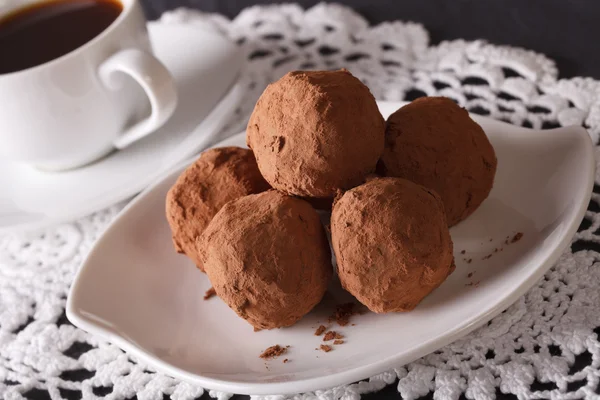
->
{"left": 0, "top": 0, "right": 122, "bottom": 74}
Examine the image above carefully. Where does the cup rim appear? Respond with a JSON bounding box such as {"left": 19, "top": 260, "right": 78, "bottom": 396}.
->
{"left": 0, "top": 0, "right": 134, "bottom": 78}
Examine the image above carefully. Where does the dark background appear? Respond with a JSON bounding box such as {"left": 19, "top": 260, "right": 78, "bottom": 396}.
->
{"left": 140, "top": 0, "right": 598, "bottom": 79}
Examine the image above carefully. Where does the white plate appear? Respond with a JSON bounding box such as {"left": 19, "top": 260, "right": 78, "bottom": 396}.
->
{"left": 0, "top": 22, "right": 241, "bottom": 233}
{"left": 67, "top": 101, "right": 595, "bottom": 395}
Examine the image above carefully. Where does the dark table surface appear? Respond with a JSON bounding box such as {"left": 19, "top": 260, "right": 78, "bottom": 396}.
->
{"left": 133, "top": 1, "right": 597, "bottom": 399}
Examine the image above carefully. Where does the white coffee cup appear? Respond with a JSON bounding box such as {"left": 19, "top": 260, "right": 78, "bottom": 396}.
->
{"left": 0, "top": 0, "right": 177, "bottom": 171}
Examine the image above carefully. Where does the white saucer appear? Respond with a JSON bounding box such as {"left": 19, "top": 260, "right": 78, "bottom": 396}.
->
{"left": 67, "top": 101, "right": 594, "bottom": 395}
{"left": 0, "top": 22, "right": 241, "bottom": 233}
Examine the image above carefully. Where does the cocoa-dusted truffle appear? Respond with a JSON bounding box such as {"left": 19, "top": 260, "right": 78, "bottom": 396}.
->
{"left": 331, "top": 177, "right": 455, "bottom": 313}
{"left": 247, "top": 69, "right": 385, "bottom": 202}
{"left": 379, "top": 96, "right": 497, "bottom": 226}
{"left": 166, "top": 147, "right": 269, "bottom": 271}
{"left": 199, "top": 190, "right": 333, "bottom": 329}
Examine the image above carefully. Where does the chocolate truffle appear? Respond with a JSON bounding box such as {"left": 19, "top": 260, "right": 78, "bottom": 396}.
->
{"left": 199, "top": 190, "right": 333, "bottom": 329}
{"left": 379, "top": 96, "right": 497, "bottom": 226}
{"left": 331, "top": 177, "right": 454, "bottom": 313}
{"left": 247, "top": 69, "right": 385, "bottom": 201}
{"left": 166, "top": 147, "right": 269, "bottom": 271}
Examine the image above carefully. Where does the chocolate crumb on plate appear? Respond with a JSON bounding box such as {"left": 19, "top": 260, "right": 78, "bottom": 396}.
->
{"left": 283, "top": 358, "right": 289, "bottom": 364}
{"left": 320, "top": 344, "right": 332, "bottom": 352}
{"left": 333, "top": 339, "right": 344, "bottom": 345}
{"left": 323, "top": 331, "right": 344, "bottom": 341}
{"left": 259, "top": 345, "right": 287, "bottom": 360}
{"left": 511, "top": 232, "right": 524, "bottom": 243}
{"left": 329, "top": 302, "right": 363, "bottom": 326}
{"left": 314, "top": 325, "right": 327, "bottom": 336}
{"left": 467, "top": 272, "right": 473, "bottom": 278}
{"left": 203, "top": 287, "right": 216, "bottom": 300}
{"left": 460, "top": 250, "right": 466, "bottom": 254}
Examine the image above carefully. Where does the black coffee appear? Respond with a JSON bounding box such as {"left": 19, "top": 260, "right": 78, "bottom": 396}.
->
{"left": 0, "top": 0, "right": 122, "bottom": 74}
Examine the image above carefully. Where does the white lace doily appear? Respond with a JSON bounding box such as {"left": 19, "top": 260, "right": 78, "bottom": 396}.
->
{"left": 2, "top": 3, "right": 600, "bottom": 400}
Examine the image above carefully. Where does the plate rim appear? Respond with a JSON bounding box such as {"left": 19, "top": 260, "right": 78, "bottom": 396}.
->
{"left": 66, "top": 101, "right": 596, "bottom": 395}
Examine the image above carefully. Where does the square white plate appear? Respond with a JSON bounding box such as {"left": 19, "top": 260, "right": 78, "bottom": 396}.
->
{"left": 67, "top": 101, "right": 595, "bottom": 395}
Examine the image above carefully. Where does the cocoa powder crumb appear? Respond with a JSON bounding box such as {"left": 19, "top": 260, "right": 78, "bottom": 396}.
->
{"left": 489, "top": 238, "right": 493, "bottom": 242}
{"left": 329, "top": 302, "right": 363, "bottom": 326}
{"left": 334, "top": 339, "right": 344, "bottom": 345}
{"left": 467, "top": 258, "right": 472, "bottom": 264}
{"left": 259, "top": 345, "right": 287, "bottom": 360}
{"left": 323, "top": 331, "right": 344, "bottom": 341}
{"left": 203, "top": 287, "right": 216, "bottom": 300}
{"left": 511, "top": 232, "right": 524, "bottom": 243}
{"left": 460, "top": 250, "right": 466, "bottom": 254}
{"left": 283, "top": 359, "right": 289, "bottom": 364}
{"left": 482, "top": 254, "right": 492, "bottom": 260}
{"left": 320, "top": 344, "right": 332, "bottom": 352}
{"left": 314, "top": 325, "right": 327, "bottom": 336}
{"left": 467, "top": 272, "right": 473, "bottom": 278}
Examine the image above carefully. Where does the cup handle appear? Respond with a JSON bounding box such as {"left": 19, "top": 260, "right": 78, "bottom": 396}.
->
{"left": 99, "top": 49, "right": 178, "bottom": 149}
